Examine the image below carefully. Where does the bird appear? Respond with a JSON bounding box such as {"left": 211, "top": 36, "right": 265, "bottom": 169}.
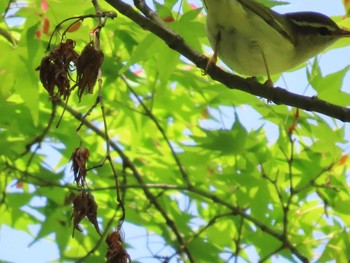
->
{"left": 203, "top": 0, "right": 350, "bottom": 82}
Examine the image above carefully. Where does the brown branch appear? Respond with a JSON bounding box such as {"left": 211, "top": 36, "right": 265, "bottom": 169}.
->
{"left": 104, "top": 0, "right": 350, "bottom": 122}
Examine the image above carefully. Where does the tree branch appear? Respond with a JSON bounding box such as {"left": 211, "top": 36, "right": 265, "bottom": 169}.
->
{"left": 121, "top": 76, "right": 191, "bottom": 186}
{"left": 104, "top": 0, "right": 350, "bottom": 122}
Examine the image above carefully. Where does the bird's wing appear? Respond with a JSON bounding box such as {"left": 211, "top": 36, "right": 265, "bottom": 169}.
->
{"left": 237, "top": 0, "right": 295, "bottom": 45}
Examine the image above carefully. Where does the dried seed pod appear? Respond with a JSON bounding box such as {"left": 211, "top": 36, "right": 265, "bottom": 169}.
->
{"left": 37, "top": 55, "right": 56, "bottom": 96}
{"left": 86, "top": 192, "right": 100, "bottom": 234}
{"left": 71, "top": 191, "right": 87, "bottom": 236}
{"left": 36, "top": 39, "right": 79, "bottom": 100}
{"left": 71, "top": 191, "right": 100, "bottom": 237}
{"left": 106, "top": 230, "right": 131, "bottom": 263}
{"left": 71, "top": 147, "right": 90, "bottom": 187}
{"left": 76, "top": 41, "right": 104, "bottom": 101}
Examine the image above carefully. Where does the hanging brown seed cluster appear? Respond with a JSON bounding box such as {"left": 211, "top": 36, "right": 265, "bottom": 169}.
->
{"left": 76, "top": 41, "right": 104, "bottom": 101}
{"left": 69, "top": 146, "right": 130, "bottom": 260}
{"left": 106, "top": 230, "right": 131, "bottom": 263}
{"left": 69, "top": 147, "right": 101, "bottom": 237}
{"left": 36, "top": 40, "right": 103, "bottom": 100}
{"left": 71, "top": 191, "right": 100, "bottom": 237}
{"left": 37, "top": 40, "right": 78, "bottom": 99}
{"left": 71, "top": 146, "right": 90, "bottom": 187}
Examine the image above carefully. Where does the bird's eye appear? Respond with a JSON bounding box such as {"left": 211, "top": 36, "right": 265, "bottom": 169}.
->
{"left": 318, "top": 27, "right": 330, "bottom": 36}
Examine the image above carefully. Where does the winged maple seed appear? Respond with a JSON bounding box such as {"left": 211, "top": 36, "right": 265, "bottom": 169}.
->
{"left": 76, "top": 41, "right": 104, "bottom": 101}
{"left": 36, "top": 39, "right": 79, "bottom": 99}
{"left": 106, "top": 230, "right": 131, "bottom": 263}
{"left": 71, "top": 191, "right": 100, "bottom": 237}
{"left": 71, "top": 147, "right": 90, "bottom": 187}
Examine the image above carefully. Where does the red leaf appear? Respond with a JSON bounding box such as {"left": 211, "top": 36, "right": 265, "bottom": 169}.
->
{"left": 189, "top": 3, "right": 198, "bottom": 9}
{"left": 16, "top": 181, "right": 24, "bottom": 189}
{"left": 338, "top": 154, "right": 348, "bottom": 166}
{"left": 163, "top": 16, "right": 174, "bottom": 23}
{"left": 43, "top": 17, "right": 50, "bottom": 35}
{"left": 287, "top": 109, "right": 299, "bottom": 134}
{"left": 41, "top": 0, "right": 48, "bottom": 12}
{"left": 345, "top": 0, "right": 350, "bottom": 7}
{"left": 201, "top": 107, "right": 209, "bottom": 118}
{"left": 35, "top": 29, "right": 41, "bottom": 39}
{"left": 133, "top": 69, "right": 143, "bottom": 76}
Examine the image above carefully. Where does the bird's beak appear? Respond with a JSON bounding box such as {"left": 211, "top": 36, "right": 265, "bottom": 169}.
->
{"left": 339, "top": 28, "right": 350, "bottom": 37}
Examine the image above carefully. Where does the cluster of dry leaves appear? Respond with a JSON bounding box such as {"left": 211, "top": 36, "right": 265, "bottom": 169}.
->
{"left": 36, "top": 15, "right": 129, "bottom": 262}
{"left": 106, "top": 230, "right": 132, "bottom": 263}
{"left": 70, "top": 147, "right": 100, "bottom": 236}
{"left": 71, "top": 146, "right": 90, "bottom": 187}
{"left": 36, "top": 39, "right": 103, "bottom": 101}
{"left": 69, "top": 147, "right": 130, "bottom": 262}
{"left": 71, "top": 190, "right": 99, "bottom": 237}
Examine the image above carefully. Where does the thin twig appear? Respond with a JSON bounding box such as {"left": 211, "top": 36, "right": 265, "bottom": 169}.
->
{"left": 294, "top": 163, "right": 335, "bottom": 194}
{"left": 92, "top": 0, "right": 125, "bottom": 230}
{"left": 258, "top": 245, "right": 284, "bottom": 263}
{"left": 17, "top": 102, "right": 57, "bottom": 181}
{"left": 46, "top": 11, "right": 116, "bottom": 51}
{"left": 121, "top": 76, "right": 191, "bottom": 186}
{"left": 76, "top": 96, "right": 100, "bottom": 132}
{"left": 187, "top": 212, "right": 234, "bottom": 244}
{"left": 21, "top": 102, "right": 57, "bottom": 157}
{"left": 234, "top": 217, "right": 244, "bottom": 263}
